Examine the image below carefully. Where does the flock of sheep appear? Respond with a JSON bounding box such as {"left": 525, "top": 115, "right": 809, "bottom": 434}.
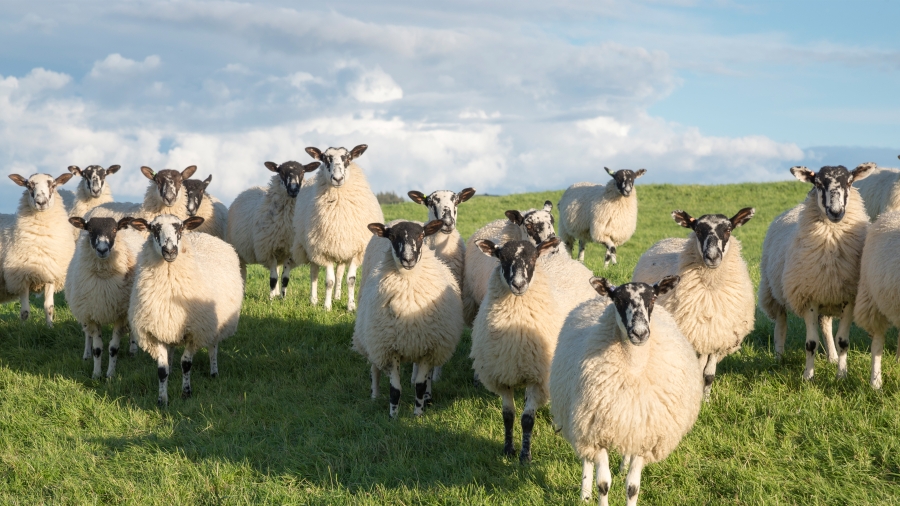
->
{"left": 1, "top": 146, "right": 900, "bottom": 505}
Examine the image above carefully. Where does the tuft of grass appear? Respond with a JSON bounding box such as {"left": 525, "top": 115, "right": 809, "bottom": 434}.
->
{"left": 2, "top": 180, "right": 900, "bottom": 504}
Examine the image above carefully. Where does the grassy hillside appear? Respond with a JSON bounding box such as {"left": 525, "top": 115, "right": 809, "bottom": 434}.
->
{"left": 2, "top": 181, "right": 899, "bottom": 504}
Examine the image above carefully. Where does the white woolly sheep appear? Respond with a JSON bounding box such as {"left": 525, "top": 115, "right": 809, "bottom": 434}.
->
{"left": 0, "top": 213, "right": 18, "bottom": 304}
{"left": 291, "top": 144, "right": 384, "bottom": 311}
{"left": 66, "top": 164, "right": 121, "bottom": 239}
{"left": 758, "top": 164, "right": 872, "bottom": 381}
{"left": 853, "top": 157, "right": 900, "bottom": 221}
{"left": 2, "top": 173, "right": 76, "bottom": 326}
{"left": 87, "top": 165, "right": 197, "bottom": 222}
{"left": 407, "top": 187, "right": 476, "bottom": 288}
{"left": 128, "top": 215, "right": 243, "bottom": 407}
{"left": 227, "top": 161, "right": 319, "bottom": 298}
{"left": 182, "top": 174, "right": 229, "bottom": 240}
{"left": 65, "top": 216, "right": 144, "bottom": 378}
{"left": 352, "top": 219, "right": 464, "bottom": 417}
{"left": 470, "top": 236, "right": 563, "bottom": 463}
{"left": 558, "top": 167, "right": 646, "bottom": 266}
{"left": 853, "top": 209, "right": 900, "bottom": 389}
{"left": 632, "top": 207, "right": 756, "bottom": 400}
{"left": 550, "top": 276, "right": 702, "bottom": 506}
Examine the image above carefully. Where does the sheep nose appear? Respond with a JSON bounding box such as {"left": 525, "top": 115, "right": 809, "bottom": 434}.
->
{"left": 510, "top": 279, "right": 527, "bottom": 293}
{"left": 287, "top": 183, "right": 300, "bottom": 197}
{"left": 96, "top": 243, "right": 110, "bottom": 257}
{"left": 332, "top": 176, "right": 344, "bottom": 185}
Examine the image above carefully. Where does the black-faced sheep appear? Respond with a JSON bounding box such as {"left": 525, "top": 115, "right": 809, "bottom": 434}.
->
{"left": 86, "top": 165, "right": 197, "bottom": 222}
{"left": 182, "top": 174, "right": 229, "bottom": 240}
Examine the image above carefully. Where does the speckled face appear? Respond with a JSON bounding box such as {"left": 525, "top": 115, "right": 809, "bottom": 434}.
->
{"left": 71, "top": 164, "right": 120, "bottom": 198}
{"left": 477, "top": 237, "right": 559, "bottom": 296}
{"left": 521, "top": 202, "right": 555, "bottom": 244}
{"left": 149, "top": 215, "right": 185, "bottom": 262}
{"left": 417, "top": 188, "right": 476, "bottom": 233}
{"left": 142, "top": 166, "right": 197, "bottom": 207}
{"left": 591, "top": 276, "right": 679, "bottom": 345}
{"left": 606, "top": 167, "right": 645, "bottom": 197}
{"left": 10, "top": 173, "right": 71, "bottom": 212}
{"left": 814, "top": 166, "right": 852, "bottom": 222}
{"left": 673, "top": 208, "right": 755, "bottom": 269}
{"left": 306, "top": 144, "right": 367, "bottom": 188}
{"left": 182, "top": 177, "right": 211, "bottom": 216}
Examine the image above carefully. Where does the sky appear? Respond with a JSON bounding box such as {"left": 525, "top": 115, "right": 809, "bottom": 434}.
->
{"left": 1, "top": 0, "right": 898, "bottom": 211}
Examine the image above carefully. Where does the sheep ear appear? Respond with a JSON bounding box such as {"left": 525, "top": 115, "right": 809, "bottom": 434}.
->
{"left": 140, "top": 166, "right": 156, "bottom": 180}
{"left": 730, "top": 207, "right": 755, "bottom": 228}
{"left": 790, "top": 166, "right": 815, "bottom": 184}
{"left": 55, "top": 173, "right": 74, "bottom": 186}
{"left": 303, "top": 162, "right": 320, "bottom": 173}
{"left": 106, "top": 164, "right": 121, "bottom": 175}
{"left": 349, "top": 144, "right": 368, "bottom": 160}
{"left": 423, "top": 220, "right": 444, "bottom": 237}
{"left": 536, "top": 237, "right": 559, "bottom": 257}
{"left": 475, "top": 239, "right": 497, "bottom": 257}
{"left": 116, "top": 217, "right": 133, "bottom": 230}
{"left": 305, "top": 147, "right": 322, "bottom": 160}
{"left": 671, "top": 210, "right": 695, "bottom": 229}
{"left": 605, "top": 167, "right": 616, "bottom": 178}
{"left": 850, "top": 162, "right": 876, "bottom": 183}
{"left": 635, "top": 169, "right": 646, "bottom": 178}
{"left": 264, "top": 161, "right": 279, "bottom": 172}
{"left": 368, "top": 223, "right": 387, "bottom": 237}
{"left": 181, "top": 165, "right": 198, "bottom": 180}
{"left": 589, "top": 276, "right": 615, "bottom": 297}
{"left": 505, "top": 210, "right": 524, "bottom": 225}
{"left": 542, "top": 200, "right": 553, "bottom": 212}
{"left": 130, "top": 218, "right": 149, "bottom": 231}
{"left": 408, "top": 191, "right": 427, "bottom": 205}
{"left": 456, "top": 187, "right": 476, "bottom": 204}
{"left": 68, "top": 165, "right": 82, "bottom": 176}
{"left": 202, "top": 175, "right": 212, "bottom": 187}
{"left": 654, "top": 275, "right": 680, "bottom": 296}
{"left": 68, "top": 217, "right": 87, "bottom": 230}
{"left": 183, "top": 216, "right": 204, "bottom": 230}
{"left": 8, "top": 174, "right": 27, "bottom": 187}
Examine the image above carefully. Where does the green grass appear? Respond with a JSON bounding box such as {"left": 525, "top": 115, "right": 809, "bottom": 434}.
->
{"left": 3, "top": 181, "right": 900, "bottom": 504}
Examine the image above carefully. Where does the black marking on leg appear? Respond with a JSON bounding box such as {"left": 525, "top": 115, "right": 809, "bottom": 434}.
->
{"left": 182, "top": 386, "right": 192, "bottom": 399}
{"left": 502, "top": 407, "right": 515, "bottom": 456}
{"left": 93, "top": 347, "right": 102, "bottom": 357}
{"left": 157, "top": 366, "right": 168, "bottom": 382}
{"left": 181, "top": 360, "right": 192, "bottom": 374}
{"left": 838, "top": 339, "right": 849, "bottom": 350}
{"left": 269, "top": 277, "right": 278, "bottom": 290}
{"left": 281, "top": 277, "right": 289, "bottom": 288}
{"left": 609, "top": 245, "right": 617, "bottom": 254}
{"left": 424, "top": 391, "right": 433, "bottom": 407}
{"left": 598, "top": 482, "right": 609, "bottom": 496}
{"left": 109, "top": 347, "right": 118, "bottom": 358}
{"left": 806, "top": 341, "right": 817, "bottom": 353}
{"left": 520, "top": 412, "right": 535, "bottom": 464}
{"left": 605, "top": 251, "right": 612, "bottom": 261}
{"left": 627, "top": 484, "right": 638, "bottom": 499}
{"left": 389, "top": 385, "right": 400, "bottom": 406}
{"left": 415, "top": 381, "right": 427, "bottom": 409}
{"left": 704, "top": 374, "right": 714, "bottom": 387}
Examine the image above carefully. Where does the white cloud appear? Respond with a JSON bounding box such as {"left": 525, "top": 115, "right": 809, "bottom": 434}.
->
{"left": 347, "top": 67, "right": 403, "bottom": 103}
{"left": 89, "top": 54, "right": 161, "bottom": 79}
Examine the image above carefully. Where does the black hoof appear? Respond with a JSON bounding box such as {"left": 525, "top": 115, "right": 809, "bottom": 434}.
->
{"left": 181, "top": 388, "right": 192, "bottom": 399}
{"left": 519, "top": 451, "right": 532, "bottom": 464}
{"left": 210, "top": 372, "right": 218, "bottom": 379}
{"left": 503, "top": 444, "right": 516, "bottom": 457}
{"left": 157, "top": 398, "right": 167, "bottom": 408}
{"left": 424, "top": 395, "right": 433, "bottom": 407}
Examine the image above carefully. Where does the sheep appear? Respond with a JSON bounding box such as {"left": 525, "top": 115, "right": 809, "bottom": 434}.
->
{"left": 558, "top": 167, "right": 646, "bottom": 266}
{"left": 469, "top": 236, "right": 563, "bottom": 463}
{"left": 632, "top": 207, "right": 756, "bottom": 400}
{"left": 853, "top": 209, "right": 900, "bottom": 389}
{"left": 462, "top": 201, "right": 557, "bottom": 325}
{"left": 758, "top": 164, "right": 872, "bottom": 381}
{"left": 226, "top": 161, "right": 319, "bottom": 298}
{"left": 406, "top": 187, "right": 476, "bottom": 288}
{"left": 65, "top": 216, "right": 144, "bottom": 378}
{"left": 0, "top": 213, "right": 18, "bottom": 304}
{"left": 128, "top": 215, "right": 243, "bottom": 407}
{"left": 86, "top": 165, "right": 197, "bottom": 222}
{"left": 2, "top": 173, "right": 76, "bottom": 326}
{"left": 291, "top": 144, "right": 384, "bottom": 311}
{"left": 853, "top": 156, "right": 900, "bottom": 221}
{"left": 550, "top": 275, "right": 702, "bottom": 506}
{"left": 352, "top": 219, "right": 464, "bottom": 417}
{"left": 182, "top": 174, "right": 229, "bottom": 240}
{"left": 65, "top": 164, "right": 121, "bottom": 239}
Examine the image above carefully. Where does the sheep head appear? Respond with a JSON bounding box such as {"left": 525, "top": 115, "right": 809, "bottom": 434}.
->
{"left": 68, "top": 216, "right": 133, "bottom": 259}
{"left": 130, "top": 214, "right": 205, "bottom": 262}
{"left": 264, "top": 160, "right": 319, "bottom": 198}
{"left": 590, "top": 275, "right": 680, "bottom": 346}
{"left": 368, "top": 219, "right": 443, "bottom": 270}
{"left": 408, "top": 187, "right": 476, "bottom": 234}
{"left": 672, "top": 207, "right": 755, "bottom": 268}
{"left": 305, "top": 144, "right": 367, "bottom": 188}
{"left": 790, "top": 163, "right": 874, "bottom": 223}
{"left": 141, "top": 165, "right": 197, "bottom": 207}
{"left": 9, "top": 172, "right": 73, "bottom": 212}
{"left": 605, "top": 167, "right": 646, "bottom": 197}
{"left": 68, "top": 164, "right": 120, "bottom": 198}
{"left": 476, "top": 237, "right": 558, "bottom": 296}
{"left": 505, "top": 200, "right": 555, "bottom": 245}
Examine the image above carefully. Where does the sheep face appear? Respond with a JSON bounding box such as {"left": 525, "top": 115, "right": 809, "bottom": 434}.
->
{"left": 130, "top": 214, "right": 205, "bottom": 263}
{"left": 672, "top": 207, "right": 755, "bottom": 268}
{"left": 506, "top": 201, "right": 556, "bottom": 245}
{"left": 368, "top": 220, "right": 443, "bottom": 270}
{"left": 141, "top": 165, "right": 197, "bottom": 207}
{"left": 8, "top": 173, "right": 73, "bottom": 212}
{"left": 183, "top": 176, "right": 212, "bottom": 216}
{"left": 305, "top": 144, "right": 367, "bottom": 188}
{"left": 790, "top": 163, "right": 874, "bottom": 223}
{"left": 590, "top": 275, "right": 680, "bottom": 346}
{"left": 265, "top": 161, "right": 319, "bottom": 198}
{"left": 476, "top": 237, "right": 559, "bottom": 296}
{"left": 408, "top": 188, "right": 476, "bottom": 234}
{"left": 605, "top": 167, "right": 646, "bottom": 198}
{"left": 68, "top": 216, "right": 133, "bottom": 259}
{"left": 68, "top": 164, "right": 120, "bottom": 198}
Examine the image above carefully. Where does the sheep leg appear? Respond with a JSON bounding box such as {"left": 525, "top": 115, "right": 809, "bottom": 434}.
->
{"left": 43, "top": 283, "right": 54, "bottom": 327}
{"left": 280, "top": 259, "right": 293, "bottom": 298}
{"left": 802, "top": 307, "right": 820, "bottom": 381}
{"left": 596, "top": 449, "right": 611, "bottom": 506}
{"left": 411, "top": 363, "right": 419, "bottom": 387}
{"left": 413, "top": 361, "right": 430, "bottom": 417}
{"left": 774, "top": 309, "right": 787, "bottom": 362}
{"left": 181, "top": 345, "right": 197, "bottom": 399}
{"left": 520, "top": 384, "right": 539, "bottom": 464}
{"left": 127, "top": 324, "right": 138, "bottom": 356}
{"left": 577, "top": 240, "right": 586, "bottom": 263}
{"left": 87, "top": 322, "right": 103, "bottom": 379}
{"left": 871, "top": 332, "right": 885, "bottom": 389}
{"left": 819, "top": 315, "right": 837, "bottom": 363}
{"left": 266, "top": 262, "right": 280, "bottom": 300}
{"left": 334, "top": 263, "right": 345, "bottom": 301}
{"left": 619, "top": 454, "right": 633, "bottom": 475}
{"left": 323, "top": 263, "right": 335, "bottom": 311}
{"left": 82, "top": 323, "right": 91, "bottom": 360}
{"left": 239, "top": 260, "right": 248, "bottom": 288}
{"left": 209, "top": 343, "right": 219, "bottom": 378}
{"left": 624, "top": 455, "right": 644, "bottom": 506}
{"left": 19, "top": 291, "right": 30, "bottom": 322}
{"left": 370, "top": 364, "right": 380, "bottom": 399}
{"left": 388, "top": 359, "right": 401, "bottom": 418}
{"left": 346, "top": 260, "right": 358, "bottom": 312}
{"left": 702, "top": 353, "right": 718, "bottom": 401}
{"left": 835, "top": 303, "right": 854, "bottom": 380}
{"left": 424, "top": 368, "right": 434, "bottom": 406}
{"left": 107, "top": 318, "right": 126, "bottom": 378}
{"left": 309, "top": 263, "right": 319, "bottom": 306}
{"left": 156, "top": 343, "right": 171, "bottom": 407}
{"left": 581, "top": 459, "right": 595, "bottom": 501}
{"left": 499, "top": 387, "right": 516, "bottom": 457}
{"left": 431, "top": 365, "right": 442, "bottom": 383}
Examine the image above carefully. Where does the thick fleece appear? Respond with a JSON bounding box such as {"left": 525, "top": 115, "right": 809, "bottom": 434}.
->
{"left": 854, "top": 167, "right": 900, "bottom": 221}
{"left": 540, "top": 249, "right": 600, "bottom": 316}
{"left": 558, "top": 181, "right": 638, "bottom": 259}
{"left": 429, "top": 229, "right": 465, "bottom": 288}
{"left": 227, "top": 177, "right": 296, "bottom": 279}
{"left": 0, "top": 213, "right": 17, "bottom": 303}
{"left": 192, "top": 193, "right": 228, "bottom": 239}
{"left": 69, "top": 183, "right": 114, "bottom": 239}
{"left": 87, "top": 183, "right": 189, "bottom": 222}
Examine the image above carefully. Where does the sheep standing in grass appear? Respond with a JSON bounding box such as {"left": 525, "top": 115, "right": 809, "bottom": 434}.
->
{"left": 65, "top": 217, "right": 143, "bottom": 378}
{"left": 854, "top": 210, "right": 900, "bottom": 389}
{"left": 2, "top": 173, "right": 75, "bottom": 326}
{"left": 87, "top": 165, "right": 197, "bottom": 222}
{"left": 407, "top": 188, "right": 476, "bottom": 288}
{"left": 128, "top": 215, "right": 243, "bottom": 407}
{"left": 182, "top": 174, "right": 229, "bottom": 240}
{"left": 291, "top": 144, "right": 383, "bottom": 311}
{"left": 632, "top": 208, "right": 756, "bottom": 400}
{"left": 352, "top": 220, "right": 464, "bottom": 417}
{"left": 66, "top": 164, "right": 121, "bottom": 239}
{"left": 853, "top": 158, "right": 899, "bottom": 220}
{"left": 550, "top": 276, "right": 701, "bottom": 506}
{"left": 758, "top": 164, "right": 872, "bottom": 381}
{"left": 470, "top": 236, "right": 563, "bottom": 463}
{"left": 558, "top": 167, "right": 646, "bottom": 266}
{"left": 227, "top": 160, "right": 319, "bottom": 298}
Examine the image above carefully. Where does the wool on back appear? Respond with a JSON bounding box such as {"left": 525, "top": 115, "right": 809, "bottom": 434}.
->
{"left": 65, "top": 229, "right": 141, "bottom": 325}
{"left": 854, "top": 168, "right": 900, "bottom": 221}
{"left": 3, "top": 192, "right": 75, "bottom": 294}
{"left": 251, "top": 175, "right": 296, "bottom": 264}
{"left": 854, "top": 210, "right": 900, "bottom": 334}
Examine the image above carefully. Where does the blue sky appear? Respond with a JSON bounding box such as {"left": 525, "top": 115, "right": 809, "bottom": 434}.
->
{"left": 1, "top": 0, "right": 897, "bottom": 211}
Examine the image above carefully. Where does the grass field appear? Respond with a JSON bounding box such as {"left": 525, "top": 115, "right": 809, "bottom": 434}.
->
{"left": 2, "top": 181, "right": 900, "bottom": 504}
